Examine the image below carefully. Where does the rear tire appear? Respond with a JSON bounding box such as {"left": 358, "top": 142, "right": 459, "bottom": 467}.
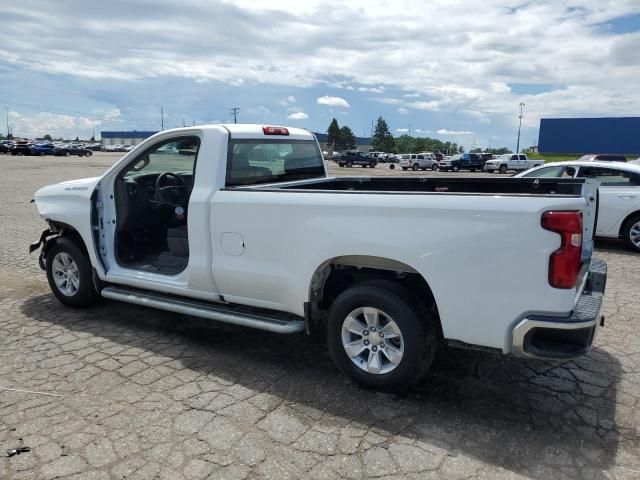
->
{"left": 327, "top": 281, "right": 437, "bottom": 392}
{"left": 622, "top": 214, "right": 640, "bottom": 253}
{"left": 65, "top": 151, "right": 71, "bottom": 157}
{"left": 45, "top": 238, "right": 99, "bottom": 308}
{"left": 452, "top": 165, "right": 460, "bottom": 172}
{"left": 346, "top": 160, "right": 353, "bottom": 168}
{"left": 402, "top": 167, "right": 408, "bottom": 171}
{"left": 370, "top": 161, "right": 376, "bottom": 168}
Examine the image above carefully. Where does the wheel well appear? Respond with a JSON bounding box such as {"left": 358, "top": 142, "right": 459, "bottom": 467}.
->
{"left": 48, "top": 222, "right": 89, "bottom": 256}
{"left": 309, "top": 256, "right": 443, "bottom": 339}
{"left": 619, "top": 210, "right": 640, "bottom": 237}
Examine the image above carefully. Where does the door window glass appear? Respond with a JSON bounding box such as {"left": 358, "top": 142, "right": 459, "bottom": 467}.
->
{"left": 578, "top": 167, "right": 640, "bottom": 186}
{"left": 521, "top": 166, "right": 566, "bottom": 178}
{"left": 122, "top": 137, "right": 199, "bottom": 179}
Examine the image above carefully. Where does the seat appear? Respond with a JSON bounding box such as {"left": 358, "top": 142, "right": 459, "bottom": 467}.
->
{"left": 228, "top": 154, "right": 252, "bottom": 185}
{"left": 167, "top": 224, "right": 189, "bottom": 256}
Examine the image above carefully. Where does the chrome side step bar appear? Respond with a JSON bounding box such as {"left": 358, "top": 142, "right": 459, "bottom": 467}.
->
{"left": 101, "top": 286, "right": 305, "bottom": 334}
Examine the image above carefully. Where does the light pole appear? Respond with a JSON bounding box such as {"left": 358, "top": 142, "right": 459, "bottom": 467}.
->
{"left": 516, "top": 102, "right": 525, "bottom": 154}
{"left": 5, "top": 106, "right": 9, "bottom": 138}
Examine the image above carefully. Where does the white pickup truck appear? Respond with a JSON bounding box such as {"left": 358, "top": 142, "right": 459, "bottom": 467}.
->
{"left": 30, "top": 124, "right": 607, "bottom": 390}
{"left": 484, "top": 153, "right": 545, "bottom": 173}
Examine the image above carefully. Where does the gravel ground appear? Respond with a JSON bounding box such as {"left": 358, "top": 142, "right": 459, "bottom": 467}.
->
{"left": 1, "top": 152, "right": 639, "bottom": 480}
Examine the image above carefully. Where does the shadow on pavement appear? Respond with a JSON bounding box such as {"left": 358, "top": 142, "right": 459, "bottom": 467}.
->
{"left": 21, "top": 293, "right": 622, "bottom": 479}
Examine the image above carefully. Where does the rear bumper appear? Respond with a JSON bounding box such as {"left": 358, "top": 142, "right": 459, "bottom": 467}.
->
{"left": 511, "top": 259, "right": 607, "bottom": 359}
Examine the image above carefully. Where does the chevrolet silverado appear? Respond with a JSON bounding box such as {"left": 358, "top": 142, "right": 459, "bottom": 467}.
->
{"left": 30, "top": 124, "right": 607, "bottom": 390}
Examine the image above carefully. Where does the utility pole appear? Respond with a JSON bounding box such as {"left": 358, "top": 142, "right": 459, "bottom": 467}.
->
{"left": 230, "top": 107, "right": 239, "bottom": 124}
{"left": 516, "top": 102, "right": 525, "bottom": 154}
{"left": 161, "top": 106, "right": 164, "bottom": 131}
{"left": 5, "top": 106, "right": 9, "bottom": 137}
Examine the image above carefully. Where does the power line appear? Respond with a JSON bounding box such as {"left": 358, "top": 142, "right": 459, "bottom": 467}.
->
{"left": 230, "top": 107, "right": 239, "bottom": 124}
{"left": 0, "top": 97, "right": 161, "bottom": 128}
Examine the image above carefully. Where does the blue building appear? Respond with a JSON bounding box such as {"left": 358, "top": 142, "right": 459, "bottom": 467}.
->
{"left": 538, "top": 117, "right": 640, "bottom": 155}
{"left": 101, "top": 131, "right": 158, "bottom": 146}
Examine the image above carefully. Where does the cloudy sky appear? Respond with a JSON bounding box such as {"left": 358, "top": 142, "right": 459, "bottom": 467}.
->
{"left": 1, "top": 0, "right": 639, "bottom": 149}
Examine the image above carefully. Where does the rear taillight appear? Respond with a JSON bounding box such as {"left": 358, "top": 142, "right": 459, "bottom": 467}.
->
{"left": 541, "top": 211, "right": 583, "bottom": 289}
{"left": 262, "top": 126, "right": 289, "bottom": 135}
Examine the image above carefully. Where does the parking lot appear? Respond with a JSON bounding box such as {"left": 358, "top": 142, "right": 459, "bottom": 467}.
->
{"left": 1, "top": 152, "right": 639, "bottom": 479}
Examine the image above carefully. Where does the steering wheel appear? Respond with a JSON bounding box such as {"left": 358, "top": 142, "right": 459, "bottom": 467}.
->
{"left": 154, "top": 172, "right": 185, "bottom": 207}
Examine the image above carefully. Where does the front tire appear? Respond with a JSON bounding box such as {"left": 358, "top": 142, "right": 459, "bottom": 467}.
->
{"left": 346, "top": 160, "right": 353, "bottom": 168}
{"left": 452, "top": 165, "right": 460, "bottom": 172}
{"left": 431, "top": 164, "right": 438, "bottom": 171}
{"left": 412, "top": 163, "right": 419, "bottom": 171}
{"left": 499, "top": 164, "right": 508, "bottom": 174}
{"left": 622, "top": 214, "right": 640, "bottom": 252}
{"left": 327, "top": 282, "right": 437, "bottom": 391}
{"left": 46, "top": 238, "right": 99, "bottom": 308}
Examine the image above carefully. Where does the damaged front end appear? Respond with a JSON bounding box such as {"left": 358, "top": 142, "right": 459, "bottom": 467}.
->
{"left": 29, "top": 223, "right": 63, "bottom": 270}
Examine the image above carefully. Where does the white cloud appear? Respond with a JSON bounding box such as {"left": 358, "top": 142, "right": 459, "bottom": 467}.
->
{"left": 317, "top": 95, "right": 350, "bottom": 107}
{"left": 397, "top": 107, "right": 408, "bottom": 114}
{"left": 194, "top": 78, "right": 210, "bottom": 84}
{"left": 372, "top": 97, "right": 401, "bottom": 105}
{"left": 414, "top": 128, "right": 432, "bottom": 133}
{"left": 3, "top": 0, "right": 640, "bottom": 141}
{"left": 396, "top": 128, "right": 410, "bottom": 133}
{"left": 287, "top": 111, "right": 309, "bottom": 120}
{"left": 437, "top": 129, "right": 475, "bottom": 135}
{"left": 287, "top": 95, "right": 296, "bottom": 103}
{"left": 358, "top": 86, "right": 385, "bottom": 93}
{"left": 409, "top": 101, "right": 440, "bottom": 111}
{"left": 248, "top": 105, "right": 271, "bottom": 115}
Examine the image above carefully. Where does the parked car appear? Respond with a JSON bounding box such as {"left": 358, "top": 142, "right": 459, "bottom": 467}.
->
{"left": 399, "top": 153, "right": 438, "bottom": 171}
{"left": 517, "top": 161, "right": 640, "bottom": 252}
{"left": 338, "top": 150, "right": 376, "bottom": 168}
{"left": 0, "top": 142, "right": 12, "bottom": 154}
{"left": 11, "top": 142, "right": 33, "bottom": 156}
{"left": 577, "top": 154, "right": 627, "bottom": 163}
{"left": 30, "top": 142, "right": 57, "bottom": 156}
{"left": 54, "top": 144, "right": 93, "bottom": 157}
{"left": 438, "top": 153, "right": 485, "bottom": 172}
{"left": 481, "top": 153, "right": 494, "bottom": 162}
{"left": 30, "top": 124, "right": 606, "bottom": 391}
{"left": 484, "top": 154, "right": 545, "bottom": 173}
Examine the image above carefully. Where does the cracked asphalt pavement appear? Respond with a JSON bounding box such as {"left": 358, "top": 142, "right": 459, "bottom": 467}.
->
{"left": 1, "top": 154, "right": 639, "bottom": 479}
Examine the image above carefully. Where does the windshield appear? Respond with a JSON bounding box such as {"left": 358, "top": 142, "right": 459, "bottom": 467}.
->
{"left": 226, "top": 139, "right": 325, "bottom": 187}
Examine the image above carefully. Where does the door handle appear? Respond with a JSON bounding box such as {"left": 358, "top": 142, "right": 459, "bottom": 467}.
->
{"left": 617, "top": 194, "right": 637, "bottom": 199}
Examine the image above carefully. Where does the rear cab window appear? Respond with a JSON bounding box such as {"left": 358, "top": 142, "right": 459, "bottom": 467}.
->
{"left": 226, "top": 139, "right": 325, "bottom": 187}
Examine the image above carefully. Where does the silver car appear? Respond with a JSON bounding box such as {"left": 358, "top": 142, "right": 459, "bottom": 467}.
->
{"left": 399, "top": 153, "right": 439, "bottom": 171}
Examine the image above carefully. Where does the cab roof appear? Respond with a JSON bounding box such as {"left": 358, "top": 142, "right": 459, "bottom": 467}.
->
{"left": 203, "top": 123, "right": 316, "bottom": 141}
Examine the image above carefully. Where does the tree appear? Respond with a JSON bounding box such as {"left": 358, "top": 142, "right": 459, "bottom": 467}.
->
{"left": 371, "top": 117, "right": 394, "bottom": 152}
{"left": 326, "top": 118, "right": 341, "bottom": 150}
{"left": 458, "top": 145, "right": 465, "bottom": 153}
{"left": 43, "top": 134, "right": 52, "bottom": 141}
{"left": 338, "top": 126, "right": 356, "bottom": 150}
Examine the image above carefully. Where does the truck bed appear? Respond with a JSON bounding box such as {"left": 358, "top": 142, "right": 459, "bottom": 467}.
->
{"left": 246, "top": 176, "right": 586, "bottom": 196}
